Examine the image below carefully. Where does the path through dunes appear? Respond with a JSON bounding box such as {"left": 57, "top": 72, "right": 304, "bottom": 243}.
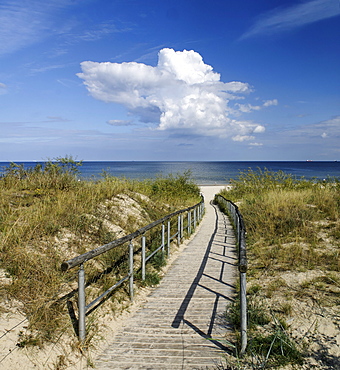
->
{"left": 94, "top": 186, "right": 237, "bottom": 369}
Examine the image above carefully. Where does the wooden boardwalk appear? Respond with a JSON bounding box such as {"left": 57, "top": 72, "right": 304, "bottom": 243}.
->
{"left": 95, "top": 187, "right": 237, "bottom": 369}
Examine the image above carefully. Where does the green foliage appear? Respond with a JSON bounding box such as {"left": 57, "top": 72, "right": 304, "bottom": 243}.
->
{"left": 45, "top": 155, "right": 83, "bottom": 175}
{"left": 150, "top": 170, "right": 200, "bottom": 205}
{"left": 226, "top": 295, "right": 303, "bottom": 368}
{"left": 226, "top": 167, "right": 315, "bottom": 199}
{"left": 248, "top": 327, "right": 303, "bottom": 367}
{"left": 141, "top": 271, "right": 161, "bottom": 287}
{"left": 1, "top": 155, "right": 83, "bottom": 191}
{"left": 226, "top": 296, "right": 270, "bottom": 332}
{"left": 150, "top": 251, "right": 167, "bottom": 270}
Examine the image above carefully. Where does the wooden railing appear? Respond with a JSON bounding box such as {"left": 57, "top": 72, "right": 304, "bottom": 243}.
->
{"left": 61, "top": 196, "right": 205, "bottom": 342}
{"left": 215, "top": 194, "right": 248, "bottom": 354}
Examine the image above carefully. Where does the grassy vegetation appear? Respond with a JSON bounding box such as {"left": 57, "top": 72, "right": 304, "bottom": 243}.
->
{"left": 0, "top": 157, "right": 200, "bottom": 348}
{"left": 222, "top": 168, "right": 340, "bottom": 273}
{"left": 218, "top": 168, "right": 340, "bottom": 369}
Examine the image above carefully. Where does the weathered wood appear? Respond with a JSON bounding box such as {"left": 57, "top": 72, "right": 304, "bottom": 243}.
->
{"left": 215, "top": 194, "right": 248, "bottom": 354}
{"left": 94, "top": 194, "right": 237, "bottom": 369}
{"left": 61, "top": 197, "right": 204, "bottom": 271}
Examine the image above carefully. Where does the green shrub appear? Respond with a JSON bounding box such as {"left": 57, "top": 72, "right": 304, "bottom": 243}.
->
{"left": 248, "top": 328, "right": 303, "bottom": 367}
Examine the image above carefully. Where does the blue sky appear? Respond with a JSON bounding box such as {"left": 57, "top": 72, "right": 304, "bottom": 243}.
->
{"left": 0, "top": 0, "right": 339, "bottom": 161}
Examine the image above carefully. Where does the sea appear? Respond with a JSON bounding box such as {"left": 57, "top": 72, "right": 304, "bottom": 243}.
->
{"left": 1, "top": 161, "right": 340, "bottom": 185}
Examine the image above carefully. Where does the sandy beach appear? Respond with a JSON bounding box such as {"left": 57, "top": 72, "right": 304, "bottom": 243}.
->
{"left": 200, "top": 185, "right": 229, "bottom": 201}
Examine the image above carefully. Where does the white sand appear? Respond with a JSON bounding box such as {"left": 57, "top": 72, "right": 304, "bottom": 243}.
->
{"left": 200, "top": 184, "right": 230, "bottom": 202}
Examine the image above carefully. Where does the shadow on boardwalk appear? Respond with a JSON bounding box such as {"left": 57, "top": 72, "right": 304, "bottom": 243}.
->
{"left": 95, "top": 194, "right": 237, "bottom": 370}
{"left": 171, "top": 203, "right": 236, "bottom": 351}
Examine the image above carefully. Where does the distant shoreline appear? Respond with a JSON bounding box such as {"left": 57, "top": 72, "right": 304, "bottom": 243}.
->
{"left": 1, "top": 161, "right": 340, "bottom": 184}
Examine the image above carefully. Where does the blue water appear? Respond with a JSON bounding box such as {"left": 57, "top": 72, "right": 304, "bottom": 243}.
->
{"left": 1, "top": 161, "right": 340, "bottom": 185}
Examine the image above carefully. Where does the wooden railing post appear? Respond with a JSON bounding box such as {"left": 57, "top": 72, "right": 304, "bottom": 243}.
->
{"left": 215, "top": 195, "right": 248, "bottom": 354}
{"left": 194, "top": 207, "right": 197, "bottom": 229}
{"left": 61, "top": 196, "right": 205, "bottom": 343}
{"left": 129, "top": 241, "right": 134, "bottom": 300}
{"left": 177, "top": 215, "right": 181, "bottom": 245}
{"left": 78, "top": 263, "right": 86, "bottom": 342}
{"left": 141, "top": 235, "right": 146, "bottom": 281}
{"left": 240, "top": 271, "right": 247, "bottom": 354}
{"left": 161, "top": 224, "right": 165, "bottom": 253}
{"left": 167, "top": 220, "right": 171, "bottom": 257}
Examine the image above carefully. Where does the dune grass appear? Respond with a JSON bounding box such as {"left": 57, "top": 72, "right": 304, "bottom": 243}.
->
{"left": 218, "top": 168, "right": 340, "bottom": 368}
{"left": 221, "top": 168, "right": 340, "bottom": 273}
{"left": 0, "top": 157, "right": 201, "bottom": 347}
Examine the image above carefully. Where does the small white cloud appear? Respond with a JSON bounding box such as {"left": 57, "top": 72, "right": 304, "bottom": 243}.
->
{"left": 236, "top": 99, "right": 278, "bottom": 113}
{"left": 254, "top": 125, "right": 266, "bottom": 133}
{"left": 107, "top": 119, "right": 134, "bottom": 126}
{"left": 78, "top": 48, "right": 269, "bottom": 139}
{"left": 178, "top": 143, "right": 193, "bottom": 147}
{"left": 249, "top": 142, "right": 263, "bottom": 146}
{"left": 46, "top": 116, "right": 70, "bottom": 123}
{"left": 278, "top": 115, "right": 340, "bottom": 142}
{"left": 263, "top": 99, "right": 278, "bottom": 107}
{"left": 232, "top": 135, "right": 255, "bottom": 142}
{"left": 236, "top": 103, "right": 262, "bottom": 113}
{"left": 313, "top": 116, "right": 340, "bottom": 138}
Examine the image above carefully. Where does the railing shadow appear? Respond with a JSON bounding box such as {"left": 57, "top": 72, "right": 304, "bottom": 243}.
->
{"left": 171, "top": 202, "right": 236, "bottom": 352}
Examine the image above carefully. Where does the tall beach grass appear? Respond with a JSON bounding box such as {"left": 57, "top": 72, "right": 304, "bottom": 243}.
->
{"left": 218, "top": 168, "right": 340, "bottom": 368}
{"left": 0, "top": 157, "right": 201, "bottom": 346}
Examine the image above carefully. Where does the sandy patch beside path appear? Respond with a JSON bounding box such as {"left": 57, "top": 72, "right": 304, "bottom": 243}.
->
{"left": 200, "top": 185, "right": 230, "bottom": 203}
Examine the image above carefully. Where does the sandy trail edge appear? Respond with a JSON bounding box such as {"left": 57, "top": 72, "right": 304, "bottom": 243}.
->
{"left": 0, "top": 186, "right": 228, "bottom": 369}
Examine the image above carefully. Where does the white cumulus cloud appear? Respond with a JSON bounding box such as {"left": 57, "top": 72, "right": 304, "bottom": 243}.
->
{"left": 77, "top": 48, "right": 274, "bottom": 139}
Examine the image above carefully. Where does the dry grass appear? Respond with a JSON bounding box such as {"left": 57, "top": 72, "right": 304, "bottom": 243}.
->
{"left": 218, "top": 168, "right": 340, "bottom": 369}
{"left": 0, "top": 158, "right": 201, "bottom": 349}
